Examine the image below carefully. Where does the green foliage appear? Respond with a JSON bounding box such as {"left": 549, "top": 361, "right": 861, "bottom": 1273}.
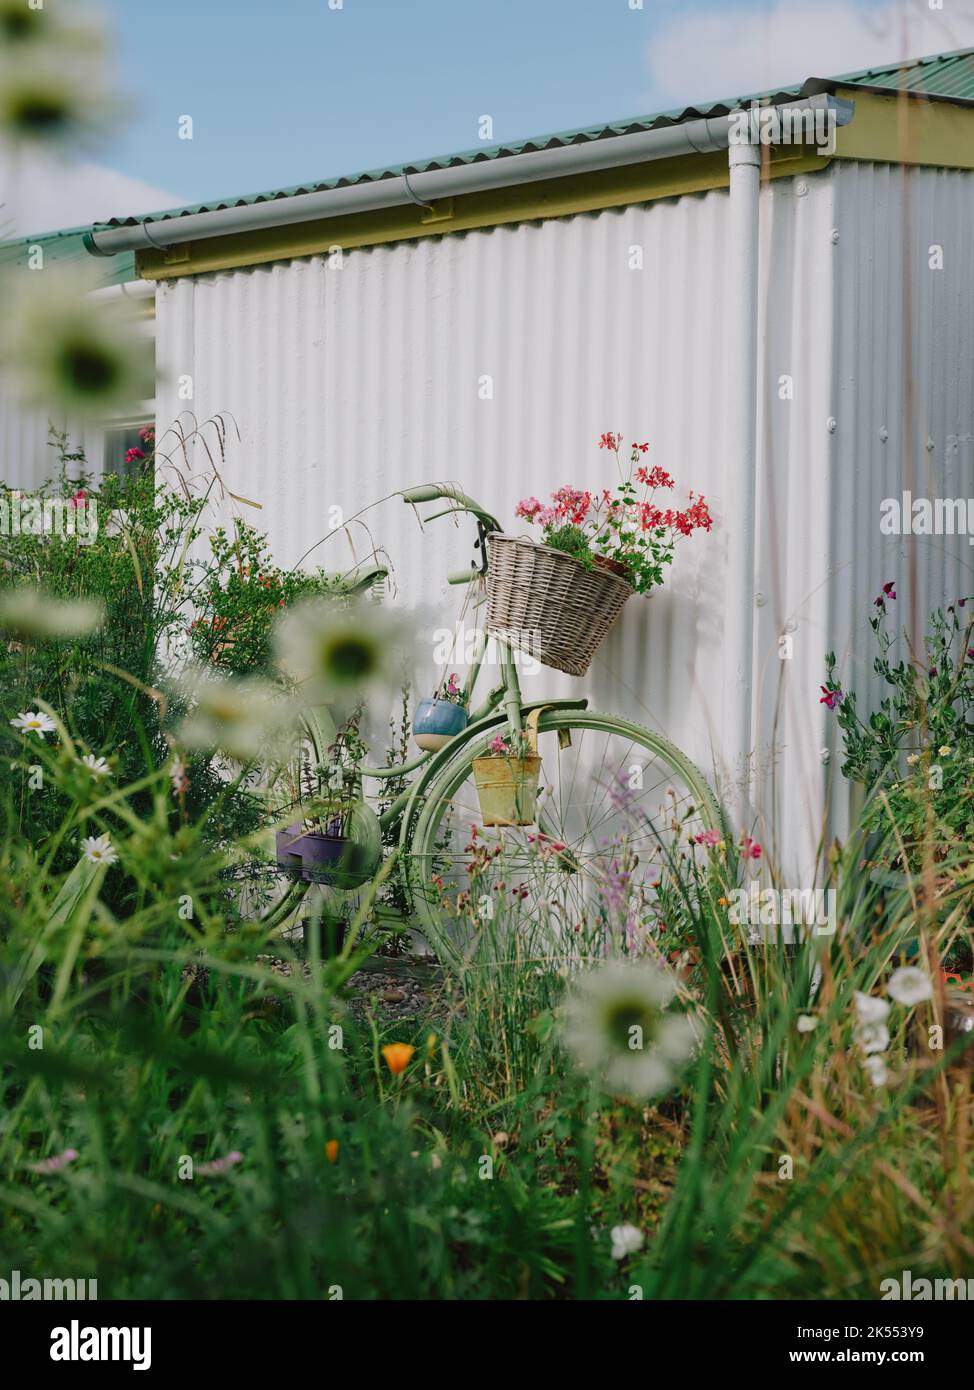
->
{"left": 826, "top": 597, "right": 974, "bottom": 869}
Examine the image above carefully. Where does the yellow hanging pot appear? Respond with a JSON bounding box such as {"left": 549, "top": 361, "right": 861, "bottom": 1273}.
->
{"left": 472, "top": 707, "right": 545, "bottom": 827}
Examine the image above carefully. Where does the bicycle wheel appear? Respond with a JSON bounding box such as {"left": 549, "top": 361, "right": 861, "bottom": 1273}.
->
{"left": 407, "top": 710, "right": 720, "bottom": 965}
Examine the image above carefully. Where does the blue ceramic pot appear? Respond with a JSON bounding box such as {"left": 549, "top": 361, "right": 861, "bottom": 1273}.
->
{"left": 413, "top": 696, "right": 468, "bottom": 751}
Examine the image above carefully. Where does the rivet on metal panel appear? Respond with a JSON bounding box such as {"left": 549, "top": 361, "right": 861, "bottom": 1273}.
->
{"left": 755, "top": 591, "right": 767, "bottom": 608}
{"left": 830, "top": 229, "right": 840, "bottom": 243}
{"left": 879, "top": 427, "right": 889, "bottom": 443}
{"left": 926, "top": 438, "right": 935, "bottom": 452}
{"left": 795, "top": 181, "right": 808, "bottom": 197}
{"left": 784, "top": 618, "right": 798, "bottom": 633}
{"left": 827, "top": 417, "right": 837, "bottom": 433}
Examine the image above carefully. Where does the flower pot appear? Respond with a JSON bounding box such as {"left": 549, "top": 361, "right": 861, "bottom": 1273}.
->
{"left": 276, "top": 810, "right": 381, "bottom": 891}
{"left": 413, "top": 696, "right": 469, "bottom": 752}
{"left": 472, "top": 754, "right": 542, "bottom": 826}
{"left": 471, "top": 707, "right": 548, "bottom": 826}
{"left": 592, "top": 553, "right": 633, "bottom": 582}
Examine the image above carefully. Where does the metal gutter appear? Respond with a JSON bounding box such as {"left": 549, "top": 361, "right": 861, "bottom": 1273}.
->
{"left": 85, "top": 94, "right": 854, "bottom": 257}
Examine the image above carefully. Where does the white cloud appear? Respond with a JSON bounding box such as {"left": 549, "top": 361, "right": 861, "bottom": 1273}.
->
{"left": 644, "top": 0, "right": 974, "bottom": 110}
{"left": 1, "top": 153, "right": 182, "bottom": 238}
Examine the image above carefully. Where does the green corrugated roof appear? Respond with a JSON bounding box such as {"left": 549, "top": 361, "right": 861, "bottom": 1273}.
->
{"left": 0, "top": 223, "right": 137, "bottom": 282}
{"left": 830, "top": 46, "right": 974, "bottom": 100}
{"left": 31, "top": 44, "right": 958, "bottom": 240}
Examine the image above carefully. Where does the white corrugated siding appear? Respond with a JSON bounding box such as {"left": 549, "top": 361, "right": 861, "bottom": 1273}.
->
{"left": 153, "top": 160, "right": 974, "bottom": 875}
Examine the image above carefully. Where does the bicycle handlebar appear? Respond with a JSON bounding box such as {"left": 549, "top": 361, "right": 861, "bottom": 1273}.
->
{"left": 400, "top": 483, "right": 501, "bottom": 535}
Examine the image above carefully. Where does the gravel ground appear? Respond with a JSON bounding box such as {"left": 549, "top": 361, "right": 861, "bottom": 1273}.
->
{"left": 254, "top": 954, "right": 444, "bottom": 1020}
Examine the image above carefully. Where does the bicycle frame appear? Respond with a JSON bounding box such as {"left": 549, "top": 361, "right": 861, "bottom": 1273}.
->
{"left": 355, "top": 484, "right": 583, "bottom": 841}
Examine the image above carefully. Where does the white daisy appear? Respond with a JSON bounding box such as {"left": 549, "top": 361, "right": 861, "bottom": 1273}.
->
{"left": 610, "top": 1224, "right": 644, "bottom": 1261}
{"left": 80, "top": 754, "right": 110, "bottom": 778}
{"left": 797, "top": 1014, "right": 818, "bottom": 1033}
{"left": 80, "top": 834, "right": 118, "bottom": 866}
{"left": 561, "top": 959, "right": 697, "bottom": 1099}
{"left": 176, "top": 670, "right": 295, "bottom": 763}
{"left": 10, "top": 710, "right": 56, "bottom": 737}
{"left": 887, "top": 966, "right": 933, "bottom": 1008}
{"left": 0, "top": 588, "right": 104, "bottom": 640}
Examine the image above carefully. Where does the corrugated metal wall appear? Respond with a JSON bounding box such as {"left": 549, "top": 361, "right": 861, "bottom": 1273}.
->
{"left": 153, "top": 160, "right": 974, "bottom": 875}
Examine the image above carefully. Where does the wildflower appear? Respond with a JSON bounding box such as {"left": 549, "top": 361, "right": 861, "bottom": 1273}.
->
{"left": 0, "top": 268, "right": 151, "bottom": 418}
{"left": 864, "top": 1054, "right": 888, "bottom": 1087}
{"left": 797, "top": 1014, "right": 818, "bottom": 1033}
{"left": 80, "top": 753, "right": 110, "bottom": 777}
{"left": 857, "top": 1020, "right": 890, "bottom": 1055}
{"left": 125, "top": 447, "right": 145, "bottom": 465}
{"left": 694, "top": 829, "right": 722, "bottom": 847}
{"left": 196, "top": 1151, "right": 243, "bottom": 1177}
{"left": 0, "top": 13, "right": 115, "bottom": 151}
{"left": 382, "top": 1043, "right": 415, "bottom": 1076}
{"left": 561, "top": 959, "right": 696, "bottom": 1098}
{"left": 854, "top": 991, "right": 890, "bottom": 1025}
{"left": 610, "top": 1224, "right": 644, "bottom": 1261}
{"left": 883, "top": 581, "right": 897, "bottom": 599}
{"left": 906, "top": 753, "right": 920, "bottom": 766}
{"left": 175, "top": 670, "right": 294, "bottom": 762}
{"left": 489, "top": 734, "right": 509, "bottom": 756}
{"left": 10, "top": 710, "right": 56, "bottom": 737}
{"left": 938, "top": 745, "right": 952, "bottom": 757}
{"left": 819, "top": 684, "right": 842, "bottom": 709}
{"left": 741, "top": 836, "right": 762, "bottom": 860}
{"left": 81, "top": 834, "right": 118, "bottom": 867}
{"left": 0, "top": 587, "right": 104, "bottom": 639}
{"left": 325, "top": 1140, "right": 339, "bottom": 1164}
{"left": 28, "top": 1148, "right": 78, "bottom": 1175}
{"left": 274, "top": 596, "right": 406, "bottom": 711}
{"left": 68, "top": 488, "right": 87, "bottom": 509}
{"left": 887, "top": 966, "right": 933, "bottom": 1007}
{"left": 598, "top": 431, "right": 623, "bottom": 451}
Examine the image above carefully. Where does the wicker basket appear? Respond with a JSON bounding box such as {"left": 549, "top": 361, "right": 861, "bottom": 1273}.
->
{"left": 485, "top": 534, "right": 634, "bottom": 677}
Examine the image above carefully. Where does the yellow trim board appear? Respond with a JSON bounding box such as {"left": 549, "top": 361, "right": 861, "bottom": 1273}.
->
{"left": 137, "top": 146, "right": 829, "bottom": 280}
{"left": 136, "top": 91, "right": 973, "bottom": 281}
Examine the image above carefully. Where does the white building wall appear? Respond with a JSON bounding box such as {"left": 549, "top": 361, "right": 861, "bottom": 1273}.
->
{"left": 152, "top": 160, "right": 974, "bottom": 875}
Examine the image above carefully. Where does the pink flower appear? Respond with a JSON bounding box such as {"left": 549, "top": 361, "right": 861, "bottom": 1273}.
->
{"left": 68, "top": 489, "right": 87, "bottom": 509}
{"left": 694, "top": 829, "right": 721, "bottom": 847}
{"left": 515, "top": 496, "right": 542, "bottom": 520}
{"left": 598, "top": 431, "right": 623, "bottom": 451}
{"left": 28, "top": 1149, "right": 79, "bottom": 1175}
{"left": 125, "top": 447, "right": 145, "bottom": 464}
{"left": 882, "top": 581, "right": 896, "bottom": 599}
{"left": 489, "top": 734, "right": 508, "bottom": 756}
{"left": 741, "top": 837, "right": 762, "bottom": 860}
{"left": 819, "top": 685, "right": 842, "bottom": 709}
{"left": 196, "top": 1151, "right": 243, "bottom": 1176}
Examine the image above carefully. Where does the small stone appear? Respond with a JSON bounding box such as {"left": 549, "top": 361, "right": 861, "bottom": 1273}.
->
{"left": 382, "top": 988, "right": 406, "bottom": 1004}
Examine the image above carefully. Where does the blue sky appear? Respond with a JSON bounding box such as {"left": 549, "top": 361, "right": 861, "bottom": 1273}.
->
{"left": 25, "top": 0, "right": 970, "bottom": 231}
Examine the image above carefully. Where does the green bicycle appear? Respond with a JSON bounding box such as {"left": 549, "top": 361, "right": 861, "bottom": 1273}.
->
{"left": 268, "top": 483, "right": 720, "bottom": 965}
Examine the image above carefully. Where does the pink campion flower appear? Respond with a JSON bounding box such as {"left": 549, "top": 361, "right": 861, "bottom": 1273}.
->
{"left": 28, "top": 1149, "right": 79, "bottom": 1175}
{"left": 882, "top": 581, "right": 896, "bottom": 599}
{"left": 820, "top": 685, "right": 842, "bottom": 709}
{"left": 741, "top": 837, "right": 762, "bottom": 860}
{"left": 68, "top": 489, "right": 87, "bottom": 509}
{"left": 694, "top": 829, "right": 721, "bottom": 847}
